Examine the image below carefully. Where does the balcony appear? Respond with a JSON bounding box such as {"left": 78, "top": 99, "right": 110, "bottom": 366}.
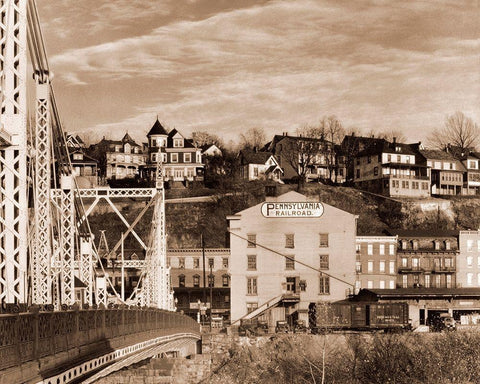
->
{"left": 432, "top": 266, "right": 456, "bottom": 273}
{"left": 398, "top": 266, "right": 424, "bottom": 273}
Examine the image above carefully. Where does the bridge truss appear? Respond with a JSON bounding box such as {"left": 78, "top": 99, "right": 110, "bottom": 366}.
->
{"left": 0, "top": 0, "right": 173, "bottom": 311}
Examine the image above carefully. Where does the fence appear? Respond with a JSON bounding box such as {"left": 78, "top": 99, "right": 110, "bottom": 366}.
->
{"left": 0, "top": 308, "right": 200, "bottom": 371}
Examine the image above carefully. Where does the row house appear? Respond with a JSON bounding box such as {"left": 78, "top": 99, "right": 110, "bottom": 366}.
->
{"left": 144, "top": 119, "right": 204, "bottom": 185}
{"left": 458, "top": 230, "right": 480, "bottom": 288}
{"left": 355, "top": 236, "right": 398, "bottom": 292}
{"left": 238, "top": 150, "right": 283, "bottom": 181}
{"left": 88, "top": 133, "right": 147, "bottom": 181}
{"left": 353, "top": 139, "right": 430, "bottom": 197}
{"left": 416, "top": 148, "right": 465, "bottom": 196}
{"left": 391, "top": 230, "right": 458, "bottom": 289}
{"left": 167, "top": 248, "right": 230, "bottom": 321}
{"left": 458, "top": 151, "right": 480, "bottom": 195}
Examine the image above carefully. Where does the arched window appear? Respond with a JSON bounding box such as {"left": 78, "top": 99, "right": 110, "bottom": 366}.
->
{"left": 178, "top": 274, "right": 185, "bottom": 287}
{"left": 193, "top": 275, "right": 200, "bottom": 288}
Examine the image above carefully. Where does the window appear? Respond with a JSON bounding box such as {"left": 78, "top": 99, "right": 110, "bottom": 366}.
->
{"left": 435, "top": 274, "right": 441, "bottom": 288}
{"left": 247, "top": 302, "right": 258, "bottom": 313}
{"left": 367, "top": 156, "right": 371, "bottom": 164}
{"left": 319, "top": 275, "right": 330, "bottom": 294}
{"left": 184, "top": 153, "right": 191, "bottom": 163}
{"left": 173, "top": 138, "right": 183, "bottom": 147}
{"left": 374, "top": 167, "right": 379, "bottom": 176}
{"left": 446, "top": 274, "right": 452, "bottom": 289}
{"left": 247, "top": 234, "right": 256, "bottom": 248}
{"left": 247, "top": 255, "right": 256, "bottom": 270}
{"left": 356, "top": 169, "right": 360, "bottom": 178}
{"left": 355, "top": 280, "right": 361, "bottom": 292}
{"left": 467, "top": 239, "right": 474, "bottom": 252}
{"left": 179, "top": 275, "right": 185, "bottom": 287}
{"left": 434, "top": 241, "right": 440, "bottom": 250}
{"left": 379, "top": 244, "right": 385, "bottom": 255}
{"left": 445, "top": 258, "right": 452, "bottom": 268}
{"left": 389, "top": 261, "right": 395, "bottom": 274}
{"left": 171, "top": 153, "right": 178, "bottom": 163}
{"left": 402, "top": 275, "right": 408, "bottom": 288}
{"left": 285, "top": 234, "right": 295, "bottom": 248}
{"left": 247, "top": 277, "right": 257, "bottom": 295}
{"left": 467, "top": 273, "right": 473, "bottom": 286}
{"left": 389, "top": 280, "right": 395, "bottom": 289}
{"left": 193, "top": 258, "right": 199, "bottom": 269}
{"left": 222, "top": 275, "right": 229, "bottom": 287}
{"left": 387, "top": 154, "right": 391, "bottom": 162}
{"left": 222, "top": 258, "right": 229, "bottom": 269}
{"left": 389, "top": 244, "right": 395, "bottom": 255}
{"left": 379, "top": 280, "right": 385, "bottom": 289}
{"left": 412, "top": 240, "right": 418, "bottom": 250}
{"left": 253, "top": 167, "right": 259, "bottom": 177}
{"left": 379, "top": 261, "right": 385, "bottom": 273}
{"left": 368, "top": 261, "right": 373, "bottom": 273}
{"left": 178, "top": 257, "right": 185, "bottom": 269}
{"left": 402, "top": 257, "right": 408, "bottom": 267}
{"left": 356, "top": 261, "right": 362, "bottom": 273}
{"left": 466, "top": 256, "right": 473, "bottom": 268}
{"left": 320, "top": 254, "right": 329, "bottom": 269}
{"left": 367, "top": 280, "right": 373, "bottom": 289}
{"left": 319, "top": 233, "right": 329, "bottom": 247}
{"left": 425, "top": 274, "right": 430, "bottom": 288}
{"left": 412, "top": 258, "right": 419, "bottom": 269}
{"left": 285, "top": 255, "right": 295, "bottom": 270}
{"left": 193, "top": 275, "right": 200, "bottom": 287}
{"left": 445, "top": 241, "right": 451, "bottom": 250}
{"left": 208, "top": 274, "right": 215, "bottom": 287}
{"left": 367, "top": 244, "right": 373, "bottom": 255}
{"left": 208, "top": 258, "right": 214, "bottom": 269}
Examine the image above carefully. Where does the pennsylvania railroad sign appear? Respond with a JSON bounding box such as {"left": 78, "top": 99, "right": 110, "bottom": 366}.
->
{"left": 261, "top": 202, "right": 324, "bottom": 218}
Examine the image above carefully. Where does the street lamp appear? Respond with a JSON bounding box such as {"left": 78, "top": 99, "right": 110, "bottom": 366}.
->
{"left": 209, "top": 258, "right": 214, "bottom": 331}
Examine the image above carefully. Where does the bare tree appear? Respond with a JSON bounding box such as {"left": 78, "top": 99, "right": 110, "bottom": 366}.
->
{"left": 191, "top": 131, "right": 224, "bottom": 149}
{"left": 377, "top": 129, "right": 407, "bottom": 143}
{"left": 428, "top": 111, "right": 479, "bottom": 152}
{"left": 239, "top": 127, "right": 266, "bottom": 150}
{"left": 318, "top": 115, "right": 345, "bottom": 181}
{"left": 281, "top": 126, "right": 322, "bottom": 190}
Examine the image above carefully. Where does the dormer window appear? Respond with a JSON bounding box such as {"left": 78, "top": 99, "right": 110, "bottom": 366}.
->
{"left": 434, "top": 240, "right": 440, "bottom": 250}
{"left": 401, "top": 240, "right": 408, "bottom": 250}
{"left": 395, "top": 146, "right": 401, "bottom": 152}
{"left": 412, "top": 240, "right": 418, "bottom": 250}
{"left": 445, "top": 240, "right": 451, "bottom": 250}
{"left": 173, "top": 138, "right": 183, "bottom": 148}
{"left": 115, "top": 145, "right": 120, "bottom": 152}
{"left": 73, "top": 153, "right": 83, "bottom": 161}
{"left": 124, "top": 143, "right": 131, "bottom": 154}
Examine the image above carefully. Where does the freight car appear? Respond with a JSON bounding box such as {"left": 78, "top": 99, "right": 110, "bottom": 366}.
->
{"left": 310, "top": 302, "right": 411, "bottom": 333}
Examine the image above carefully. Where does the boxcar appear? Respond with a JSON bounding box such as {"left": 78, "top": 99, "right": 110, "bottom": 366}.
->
{"left": 312, "top": 302, "right": 410, "bottom": 333}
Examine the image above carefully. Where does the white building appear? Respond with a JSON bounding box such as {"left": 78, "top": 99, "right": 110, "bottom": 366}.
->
{"left": 227, "top": 191, "right": 357, "bottom": 328}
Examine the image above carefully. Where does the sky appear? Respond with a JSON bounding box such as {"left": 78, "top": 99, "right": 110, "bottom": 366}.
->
{"left": 37, "top": 0, "right": 479, "bottom": 146}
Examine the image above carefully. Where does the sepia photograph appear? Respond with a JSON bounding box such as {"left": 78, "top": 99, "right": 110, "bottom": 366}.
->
{"left": 0, "top": 0, "right": 479, "bottom": 383}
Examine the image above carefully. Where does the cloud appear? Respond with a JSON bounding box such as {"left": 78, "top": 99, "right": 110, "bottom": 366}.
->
{"left": 46, "top": 0, "right": 479, "bottom": 145}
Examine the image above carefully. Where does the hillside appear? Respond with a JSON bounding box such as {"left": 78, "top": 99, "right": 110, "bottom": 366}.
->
{"left": 85, "top": 182, "right": 480, "bottom": 252}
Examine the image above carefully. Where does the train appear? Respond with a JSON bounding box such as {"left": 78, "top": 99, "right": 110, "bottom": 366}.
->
{"left": 310, "top": 301, "right": 411, "bottom": 333}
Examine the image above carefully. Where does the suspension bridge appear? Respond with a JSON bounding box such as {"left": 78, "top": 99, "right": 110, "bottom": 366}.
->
{"left": 0, "top": 1, "right": 200, "bottom": 382}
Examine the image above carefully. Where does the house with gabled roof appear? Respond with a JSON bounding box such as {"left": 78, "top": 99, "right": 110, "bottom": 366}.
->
{"left": 415, "top": 147, "right": 465, "bottom": 196}
{"left": 143, "top": 119, "right": 204, "bottom": 186}
{"left": 88, "top": 132, "right": 147, "bottom": 181}
{"left": 238, "top": 149, "right": 283, "bottom": 181}
{"left": 353, "top": 138, "right": 430, "bottom": 197}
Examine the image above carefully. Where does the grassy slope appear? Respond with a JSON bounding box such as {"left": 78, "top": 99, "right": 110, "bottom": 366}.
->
{"left": 85, "top": 182, "right": 480, "bottom": 251}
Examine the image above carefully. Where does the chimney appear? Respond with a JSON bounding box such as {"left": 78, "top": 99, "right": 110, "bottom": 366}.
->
{"left": 393, "top": 137, "right": 397, "bottom": 144}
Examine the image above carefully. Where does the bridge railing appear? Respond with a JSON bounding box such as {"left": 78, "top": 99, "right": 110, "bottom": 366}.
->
{"left": 0, "top": 308, "right": 200, "bottom": 371}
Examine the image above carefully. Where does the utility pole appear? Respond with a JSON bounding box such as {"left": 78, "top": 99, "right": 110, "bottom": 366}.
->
{"left": 209, "top": 258, "right": 213, "bottom": 331}
{"left": 201, "top": 233, "right": 206, "bottom": 323}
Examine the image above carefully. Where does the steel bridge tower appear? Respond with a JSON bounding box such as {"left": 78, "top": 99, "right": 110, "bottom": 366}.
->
{"left": 0, "top": 0, "right": 174, "bottom": 310}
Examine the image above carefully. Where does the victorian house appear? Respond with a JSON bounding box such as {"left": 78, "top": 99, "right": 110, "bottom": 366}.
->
{"left": 88, "top": 133, "right": 147, "bottom": 182}
{"left": 143, "top": 119, "right": 204, "bottom": 186}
